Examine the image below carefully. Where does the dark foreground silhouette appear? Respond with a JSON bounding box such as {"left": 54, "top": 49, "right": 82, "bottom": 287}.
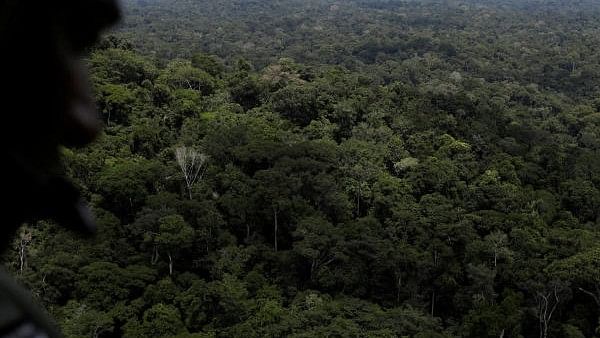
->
{"left": 0, "top": 1, "right": 120, "bottom": 336}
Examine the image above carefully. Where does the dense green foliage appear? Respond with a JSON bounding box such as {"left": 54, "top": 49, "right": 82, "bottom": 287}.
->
{"left": 5, "top": 0, "right": 600, "bottom": 337}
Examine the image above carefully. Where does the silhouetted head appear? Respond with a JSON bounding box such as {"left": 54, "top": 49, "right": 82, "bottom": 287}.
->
{"left": 0, "top": 0, "right": 120, "bottom": 247}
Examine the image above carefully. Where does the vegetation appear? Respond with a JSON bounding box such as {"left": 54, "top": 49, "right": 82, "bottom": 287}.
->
{"left": 5, "top": 0, "right": 600, "bottom": 336}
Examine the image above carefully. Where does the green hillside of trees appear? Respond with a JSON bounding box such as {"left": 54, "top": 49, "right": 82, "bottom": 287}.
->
{"left": 4, "top": 0, "right": 600, "bottom": 337}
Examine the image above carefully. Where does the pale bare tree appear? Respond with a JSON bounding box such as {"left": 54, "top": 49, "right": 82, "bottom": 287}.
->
{"left": 536, "top": 283, "right": 566, "bottom": 338}
{"left": 175, "top": 146, "right": 208, "bottom": 199}
{"left": 17, "top": 227, "right": 33, "bottom": 275}
{"left": 485, "top": 231, "right": 511, "bottom": 268}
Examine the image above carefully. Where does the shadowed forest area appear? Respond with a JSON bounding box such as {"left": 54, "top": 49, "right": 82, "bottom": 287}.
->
{"left": 4, "top": 0, "right": 600, "bottom": 337}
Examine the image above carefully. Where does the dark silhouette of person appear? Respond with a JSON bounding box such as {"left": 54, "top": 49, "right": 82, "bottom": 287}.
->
{"left": 0, "top": 1, "right": 120, "bottom": 336}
